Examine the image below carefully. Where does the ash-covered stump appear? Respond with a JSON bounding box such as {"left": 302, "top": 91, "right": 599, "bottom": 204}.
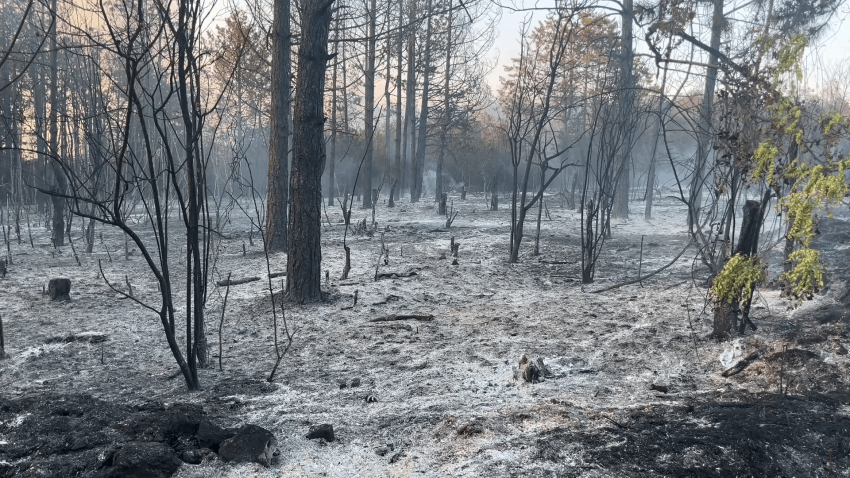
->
{"left": 48, "top": 278, "right": 71, "bottom": 301}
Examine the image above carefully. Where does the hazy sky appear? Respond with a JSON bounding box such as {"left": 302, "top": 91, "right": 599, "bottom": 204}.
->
{"left": 484, "top": 0, "right": 850, "bottom": 93}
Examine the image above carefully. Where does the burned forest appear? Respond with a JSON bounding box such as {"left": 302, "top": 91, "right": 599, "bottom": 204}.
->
{"left": 2, "top": 0, "right": 850, "bottom": 476}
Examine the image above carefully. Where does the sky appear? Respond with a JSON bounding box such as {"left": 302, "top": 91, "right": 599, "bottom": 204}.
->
{"left": 483, "top": 0, "right": 850, "bottom": 94}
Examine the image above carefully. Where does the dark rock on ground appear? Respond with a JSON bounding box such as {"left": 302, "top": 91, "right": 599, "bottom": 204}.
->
{"left": 306, "top": 423, "right": 335, "bottom": 442}
{"left": 195, "top": 421, "right": 236, "bottom": 452}
{"left": 180, "top": 448, "right": 215, "bottom": 465}
{"left": 218, "top": 424, "right": 277, "bottom": 466}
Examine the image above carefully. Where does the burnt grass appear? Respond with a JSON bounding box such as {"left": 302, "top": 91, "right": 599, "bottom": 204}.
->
{"left": 3, "top": 391, "right": 848, "bottom": 478}
{"left": 2, "top": 198, "right": 850, "bottom": 477}
{"left": 533, "top": 393, "right": 850, "bottom": 477}
{"left": 0, "top": 393, "right": 213, "bottom": 477}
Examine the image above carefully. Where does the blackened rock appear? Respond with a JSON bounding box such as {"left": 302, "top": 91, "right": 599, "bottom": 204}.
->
{"left": 218, "top": 424, "right": 277, "bottom": 466}
{"left": 181, "top": 447, "right": 216, "bottom": 465}
{"left": 650, "top": 383, "right": 669, "bottom": 394}
{"left": 181, "top": 449, "right": 203, "bottom": 465}
{"left": 195, "top": 421, "right": 235, "bottom": 452}
{"left": 306, "top": 424, "right": 335, "bottom": 442}
{"left": 109, "top": 441, "right": 182, "bottom": 478}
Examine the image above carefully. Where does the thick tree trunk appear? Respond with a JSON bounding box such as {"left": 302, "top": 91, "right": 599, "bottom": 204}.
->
{"left": 328, "top": 17, "right": 339, "bottom": 206}
{"left": 394, "top": 0, "right": 403, "bottom": 201}
{"left": 411, "top": 0, "right": 433, "bottom": 203}
{"left": 611, "top": 0, "right": 634, "bottom": 219}
{"left": 362, "top": 0, "right": 376, "bottom": 208}
{"left": 265, "top": 0, "right": 292, "bottom": 252}
{"left": 402, "top": 1, "right": 417, "bottom": 198}
{"left": 436, "top": 0, "right": 453, "bottom": 203}
{"left": 48, "top": 0, "right": 66, "bottom": 247}
{"left": 287, "top": 0, "right": 333, "bottom": 304}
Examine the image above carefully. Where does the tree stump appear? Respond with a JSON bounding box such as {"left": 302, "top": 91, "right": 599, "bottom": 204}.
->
{"left": 439, "top": 193, "right": 448, "bottom": 215}
{"left": 461, "top": 186, "right": 467, "bottom": 200}
{"left": 48, "top": 278, "right": 71, "bottom": 301}
{"left": 388, "top": 180, "right": 397, "bottom": 208}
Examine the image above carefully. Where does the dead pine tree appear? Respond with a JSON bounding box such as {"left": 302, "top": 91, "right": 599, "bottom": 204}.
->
{"left": 340, "top": 109, "right": 382, "bottom": 280}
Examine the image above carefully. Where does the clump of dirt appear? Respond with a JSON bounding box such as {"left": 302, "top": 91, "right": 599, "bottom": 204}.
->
{"left": 0, "top": 393, "right": 234, "bottom": 478}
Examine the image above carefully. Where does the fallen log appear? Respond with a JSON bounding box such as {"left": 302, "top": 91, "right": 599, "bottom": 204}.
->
{"left": 370, "top": 314, "right": 433, "bottom": 323}
{"left": 721, "top": 351, "right": 759, "bottom": 377}
{"left": 268, "top": 272, "right": 286, "bottom": 279}
{"left": 216, "top": 277, "right": 260, "bottom": 287}
{"left": 376, "top": 270, "right": 418, "bottom": 280}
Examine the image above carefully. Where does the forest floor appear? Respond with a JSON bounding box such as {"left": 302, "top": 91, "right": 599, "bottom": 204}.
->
{"left": 1, "top": 192, "right": 850, "bottom": 477}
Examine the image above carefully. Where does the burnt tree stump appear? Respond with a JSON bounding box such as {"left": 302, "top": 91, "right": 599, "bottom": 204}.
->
{"left": 48, "top": 278, "right": 71, "bottom": 301}
{"left": 439, "top": 193, "right": 448, "bottom": 216}
{"left": 713, "top": 198, "right": 767, "bottom": 340}
{"left": 388, "top": 179, "right": 397, "bottom": 208}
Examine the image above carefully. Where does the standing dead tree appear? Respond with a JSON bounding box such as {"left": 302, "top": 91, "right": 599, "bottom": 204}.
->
{"left": 44, "top": 0, "right": 235, "bottom": 390}
{"left": 500, "top": 5, "right": 584, "bottom": 263}
{"left": 286, "top": 0, "right": 335, "bottom": 303}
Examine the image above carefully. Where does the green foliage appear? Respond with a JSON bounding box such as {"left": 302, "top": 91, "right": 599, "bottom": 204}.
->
{"left": 752, "top": 140, "right": 778, "bottom": 183}
{"left": 781, "top": 249, "right": 824, "bottom": 300}
{"left": 745, "top": 35, "right": 850, "bottom": 306}
{"left": 711, "top": 254, "right": 766, "bottom": 304}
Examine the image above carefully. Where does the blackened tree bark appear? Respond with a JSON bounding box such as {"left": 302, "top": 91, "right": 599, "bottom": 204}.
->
{"left": 411, "top": 0, "right": 434, "bottom": 203}
{"left": 287, "top": 0, "right": 333, "bottom": 303}
{"left": 435, "top": 0, "right": 453, "bottom": 203}
{"left": 611, "top": 0, "right": 635, "bottom": 219}
{"left": 402, "top": 2, "right": 416, "bottom": 198}
{"left": 394, "top": 0, "right": 403, "bottom": 201}
{"left": 48, "top": 0, "right": 66, "bottom": 247}
{"left": 327, "top": 16, "right": 339, "bottom": 206}
{"left": 362, "top": 0, "right": 376, "bottom": 208}
{"left": 265, "top": 0, "right": 292, "bottom": 252}
{"left": 712, "top": 195, "right": 768, "bottom": 340}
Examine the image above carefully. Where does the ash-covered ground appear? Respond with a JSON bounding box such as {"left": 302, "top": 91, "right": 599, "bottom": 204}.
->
{"left": 1, "top": 193, "right": 849, "bottom": 477}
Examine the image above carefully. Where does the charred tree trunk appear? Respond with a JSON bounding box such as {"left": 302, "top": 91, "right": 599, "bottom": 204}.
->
{"left": 402, "top": 0, "right": 417, "bottom": 198}
{"left": 490, "top": 177, "right": 498, "bottom": 211}
{"left": 435, "top": 0, "right": 452, "bottom": 203}
{"left": 362, "top": 0, "right": 376, "bottom": 209}
{"left": 411, "top": 0, "right": 433, "bottom": 203}
{"left": 265, "top": 0, "right": 292, "bottom": 252}
{"left": 328, "top": 16, "right": 339, "bottom": 207}
{"left": 287, "top": 0, "right": 333, "bottom": 303}
{"left": 394, "top": 0, "right": 403, "bottom": 201}
{"left": 48, "top": 0, "right": 66, "bottom": 248}
{"left": 712, "top": 197, "right": 767, "bottom": 340}
{"left": 611, "top": 0, "right": 634, "bottom": 219}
